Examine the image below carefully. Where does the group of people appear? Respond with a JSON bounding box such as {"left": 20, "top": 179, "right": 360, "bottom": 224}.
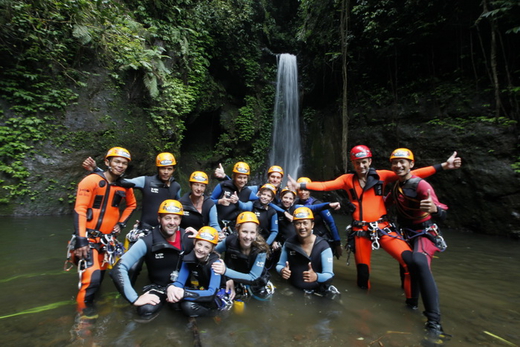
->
{"left": 68, "top": 144, "right": 461, "bottom": 343}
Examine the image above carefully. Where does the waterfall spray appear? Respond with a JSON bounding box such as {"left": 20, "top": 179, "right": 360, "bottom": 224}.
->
{"left": 269, "top": 54, "right": 301, "bottom": 186}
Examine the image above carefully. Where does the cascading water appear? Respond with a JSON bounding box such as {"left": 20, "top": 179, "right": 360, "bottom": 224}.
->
{"left": 269, "top": 53, "right": 301, "bottom": 186}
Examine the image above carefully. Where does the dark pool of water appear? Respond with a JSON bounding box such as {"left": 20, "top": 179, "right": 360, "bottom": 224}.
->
{"left": 0, "top": 215, "right": 518, "bottom": 346}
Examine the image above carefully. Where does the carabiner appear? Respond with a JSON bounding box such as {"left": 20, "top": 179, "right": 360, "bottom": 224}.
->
{"left": 77, "top": 259, "right": 87, "bottom": 290}
{"left": 371, "top": 236, "right": 380, "bottom": 250}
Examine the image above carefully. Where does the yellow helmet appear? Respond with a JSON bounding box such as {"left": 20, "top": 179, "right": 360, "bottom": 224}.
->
{"left": 293, "top": 207, "right": 314, "bottom": 221}
{"left": 156, "top": 152, "right": 176, "bottom": 167}
{"left": 158, "top": 199, "right": 184, "bottom": 215}
{"left": 268, "top": 165, "right": 284, "bottom": 177}
{"left": 233, "top": 162, "right": 250, "bottom": 175}
{"left": 297, "top": 177, "right": 311, "bottom": 184}
{"left": 189, "top": 171, "right": 209, "bottom": 185}
{"left": 195, "top": 226, "right": 219, "bottom": 245}
{"left": 236, "top": 211, "right": 259, "bottom": 225}
{"left": 259, "top": 183, "right": 277, "bottom": 196}
{"left": 390, "top": 148, "right": 414, "bottom": 162}
{"left": 105, "top": 147, "right": 131, "bottom": 161}
{"left": 280, "top": 186, "right": 297, "bottom": 198}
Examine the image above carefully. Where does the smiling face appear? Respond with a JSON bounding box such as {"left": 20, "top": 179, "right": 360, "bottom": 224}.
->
{"left": 194, "top": 239, "right": 214, "bottom": 261}
{"left": 158, "top": 213, "right": 182, "bottom": 240}
{"left": 233, "top": 173, "right": 249, "bottom": 189}
{"left": 157, "top": 166, "right": 175, "bottom": 182}
{"left": 391, "top": 158, "right": 414, "bottom": 181}
{"left": 258, "top": 189, "right": 275, "bottom": 205}
{"left": 294, "top": 219, "right": 314, "bottom": 239}
{"left": 298, "top": 189, "right": 310, "bottom": 201}
{"left": 105, "top": 157, "right": 129, "bottom": 176}
{"left": 237, "top": 222, "right": 258, "bottom": 250}
{"left": 190, "top": 182, "right": 206, "bottom": 197}
{"left": 267, "top": 172, "right": 283, "bottom": 188}
{"left": 281, "top": 192, "right": 295, "bottom": 209}
{"left": 352, "top": 158, "right": 372, "bottom": 177}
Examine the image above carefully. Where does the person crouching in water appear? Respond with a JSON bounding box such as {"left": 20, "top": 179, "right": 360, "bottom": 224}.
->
{"left": 111, "top": 199, "right": 192, "bottom": 321}
{"left": 276, "top": 207, "right": 339, "bottom": 299}
{"left": 211, "top": 212, "right": 274, "bottom": 301}
{"left": 167, "top": 227, "right": 225, "bottom": 317}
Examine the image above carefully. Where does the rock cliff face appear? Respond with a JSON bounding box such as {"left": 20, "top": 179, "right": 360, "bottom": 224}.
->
{"left": 302, "top": 103, "right": 520, "bottom": 238}
{"left": 4, "top": 68, "right": 519, "bottom": 238}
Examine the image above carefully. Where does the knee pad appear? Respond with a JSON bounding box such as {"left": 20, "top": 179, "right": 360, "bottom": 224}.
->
{"left": 136, "top": 302, "right": 163, "bottom": 320}
{"left": 357, "top": 264, "right": 370, "bottom": 289}
{"left": 180, "top": 301, "right": 214, "bottom": 318}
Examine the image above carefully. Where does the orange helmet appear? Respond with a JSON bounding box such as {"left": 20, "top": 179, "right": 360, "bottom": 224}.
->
{"left": 189, "top": 171, "right": 209, "bottom": 185}
{"left": 195, "top": 226, "right": 219, "bottom": 245}
{"left": 158, "top": 199, "right": 184, "bottom": 215}
{"left": 236, "top": 211, "right": 259, "bottom": 225}
{"left": 267, "top": 165, "right": 284, "bottom": 177}
{"left": 280, "top": 186, "right": 297, "bottom": 198}
{"left": 293, "top": 207, "right": 314, "bottom": 221}
{"left": 105, "top": 147, "right": 131, "bottom": 161}
{"left": 233, "top": 162, "right": 250, "bottom": 175}
{"left": 156, "top": 152, "right": 176, "bottom": 167}
{"left": 390, "top": 148, "right": 414, "bottom": 161}
{"left": 350, "top": 145, "right": 372, "bottom": 161}
{"left": 297, "top": 177, "right": 311, "bottom": 184}
{"left": 259, "top": 183, "right": 277, "bottom": 196}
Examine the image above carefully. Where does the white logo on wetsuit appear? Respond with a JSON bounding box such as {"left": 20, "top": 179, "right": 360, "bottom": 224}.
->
{"left": 155, "top": 253, "right": 164, "bottom": 259}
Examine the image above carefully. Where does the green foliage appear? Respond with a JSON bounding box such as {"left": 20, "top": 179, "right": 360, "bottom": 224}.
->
{"left": 512, "top": 157, "right": 520, "bottom": 174}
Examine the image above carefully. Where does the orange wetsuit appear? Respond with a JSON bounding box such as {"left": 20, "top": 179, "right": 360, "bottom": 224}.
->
{"left": 73, "top": 172, "right": 136, "bottom": 312}
{"left": 304, "top": 165, "right": 441, "bottom": 299}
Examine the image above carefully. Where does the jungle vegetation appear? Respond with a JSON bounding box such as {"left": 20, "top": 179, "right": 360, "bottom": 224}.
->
{"left": 0, "top": 0, "right": 518, "bottom": 209}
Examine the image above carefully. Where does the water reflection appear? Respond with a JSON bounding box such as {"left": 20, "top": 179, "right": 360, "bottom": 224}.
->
{"left": 0, "top": 215, "right": 518, "bottom": 346}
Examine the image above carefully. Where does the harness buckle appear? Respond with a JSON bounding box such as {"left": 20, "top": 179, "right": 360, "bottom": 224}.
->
{"left": 368, "top": 221, "right": 380, "bottom": 250}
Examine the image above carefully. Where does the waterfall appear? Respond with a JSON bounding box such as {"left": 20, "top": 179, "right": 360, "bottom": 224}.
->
{"left": 269, "top": 53, "right": 301, "bottom": 186}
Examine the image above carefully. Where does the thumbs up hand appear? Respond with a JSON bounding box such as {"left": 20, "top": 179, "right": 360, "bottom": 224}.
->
{"left": 444, "top": 151, "right": 462, "bottom": 170}
{"left": 420, "top": 189, "right": 438, "bottom": 213}
{"left": 287, "top": 175, "right": 299, "bottom": 191}
{"left": 281, "top": 261, "right": 291, "bottom": 280}
{"left": 214, "top": 163, "right": 226, "bottom": 179}
{"left": 303, "top": 262, "right": 318, "bottom": 282}
{"left": 229, "top": 191, "right": 239, "bottom": 204}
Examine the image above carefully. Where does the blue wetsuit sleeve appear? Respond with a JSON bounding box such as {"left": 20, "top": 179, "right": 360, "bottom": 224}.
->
{"left": 175, "top": 188, "right": 181, "bottom": 200}
{"left": 316, "top": 247, "right": 334, "bottom": 283}
{"left": 249, "top": 186, "right": 259, "bottom": 199}
{"left": 124, "top": 176, "right": 146, "bottom": 189}
{"left": 238, "top": 201, "right": 253, "bottom": 211}
{"left": 269, "top": 203, "right": 284, "bottom": 213}
{"left": 276, "top": 244, "right": 288, "bottom": 274}
{"left": 224, "top": 253, "right": 266, "bottom": 283}
{"left": 111, "top": 239, "right": 147, "bottom": 303}
{"left": 183, "top": 267, "right": 222, "bottom": 302}
{"left": 265, "top": 214, "right": 279, "bottom": 245}
{"left": 215, "top": 240, "right": 226, "bottom": 254}
{"left": 307, "top": 202, "right": 329, "bottom": 213}
{"left": 208, "top": 205, "right": 221, "bottom": 231}
{"left": 210, "top": 184, "right": 223, "bottom": 203}
{"left": 320, "top": 209, "right": 340, "bottom": 241}
{"left": 173, "top": 262, "right": 190, "bottom": 288}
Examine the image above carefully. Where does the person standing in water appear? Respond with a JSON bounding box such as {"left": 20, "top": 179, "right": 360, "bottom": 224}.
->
{"left": 73, "top": 147, "right": 137, "bottom": 316}
{"left": 386, "top": 148, "right": 453, "bottom": 343}
{"left": 288, "top": 145, "right": 461, "bottom": 308}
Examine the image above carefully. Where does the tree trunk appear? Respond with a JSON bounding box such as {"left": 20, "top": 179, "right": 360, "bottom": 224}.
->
{"left": 340, "top": 0, "right": 351, "bottom": 172}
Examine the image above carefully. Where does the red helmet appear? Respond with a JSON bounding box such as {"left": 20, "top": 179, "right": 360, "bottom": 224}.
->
{"left": 350, "top": 145, "right": 372, "bottom": 161}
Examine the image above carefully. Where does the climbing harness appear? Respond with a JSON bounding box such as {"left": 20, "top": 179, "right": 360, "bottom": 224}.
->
{"left": 403, "top": 223, "right": 447, "bottom": 252}
{"left": 368, "top": 221, "right": 380, "bottom": 250}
